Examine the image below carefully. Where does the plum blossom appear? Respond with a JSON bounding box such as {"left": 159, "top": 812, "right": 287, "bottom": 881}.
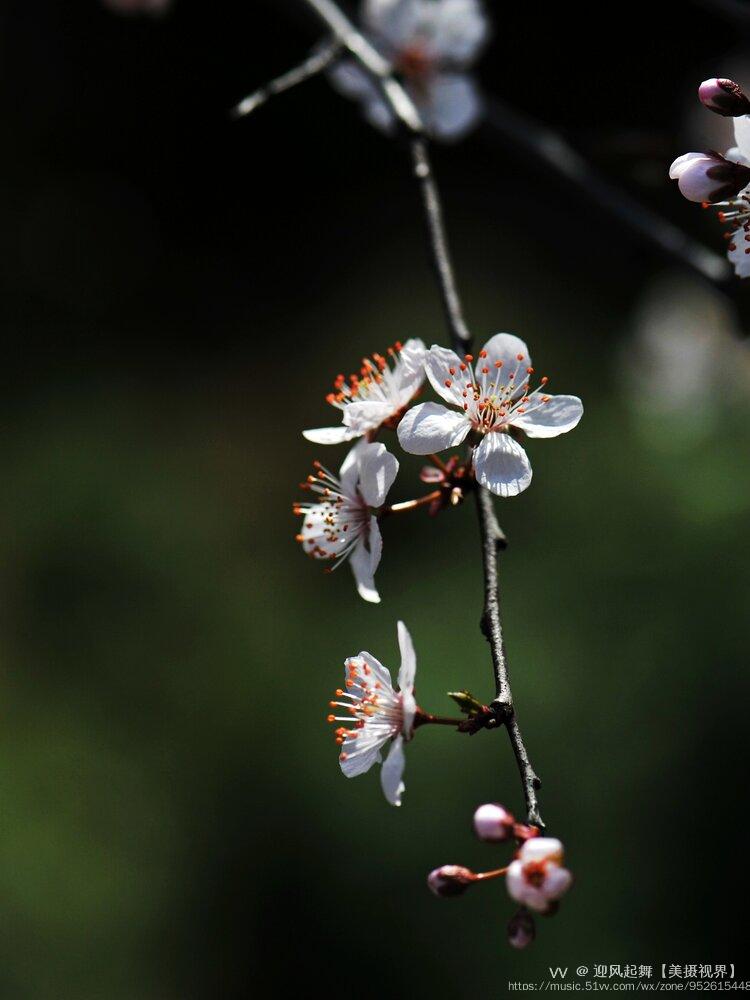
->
{"left": 294, "top": 440, "right": 398, "bottom": 603}
{"left": 397, "top": 334, "right": 583, "bottom": 498}
{"left": 327, "top": 621, "right": 418, "bottom": 806}
{"left": 328, "top": 0, "right": 489, "bottom": 141}
{"left": 506, "top": 837, "right": 573, "bottom": 914}
{"left": 303, "top": 339, "right": 426, "bottom": 445}
{"left": 670, "top": 79, "right": 750, "bottom": 277}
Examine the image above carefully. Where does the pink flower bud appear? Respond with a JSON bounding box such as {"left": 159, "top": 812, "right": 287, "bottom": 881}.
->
{"left": 507, "top": 908, "right": 536, "bottom": 949}
{"left": 698, "top": 78, "right": 750, "bottom": 117}
{"left": 669, "top": 151, "right": 750, "bottom": 203}
{"left": 473, "top": 802, "right": 515, "bottom": 842}
{"left": 427, "top": 864, "right": 474, "bottom": 897}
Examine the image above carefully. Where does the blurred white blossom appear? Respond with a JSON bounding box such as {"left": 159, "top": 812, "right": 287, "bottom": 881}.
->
{"left": 329, "top": 0, "right": 489, "bottom": 141}
{"left": 397, "top": 334, "right": 583, "bottom": 498}
{"left": 621, "top": 274, "right": 750, "bottom": 445}
{"left": 294, "top": 440, "right": 398, "bottom": 602}
{"left": 328, "top": 621, "right": 417, "bottom": 806}
{"left": 506, "top": 837, "right": 573, "bottom": 914}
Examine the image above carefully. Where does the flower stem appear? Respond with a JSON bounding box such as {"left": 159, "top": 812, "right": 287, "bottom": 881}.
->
{"left": 382, "top": 490, "right": 442, "bottom": 515}
{"left": 473, "top": 866, "right": 509, "bottom": 882}
{"left": 231, "top": 39, "right": 342, "bottom": 119}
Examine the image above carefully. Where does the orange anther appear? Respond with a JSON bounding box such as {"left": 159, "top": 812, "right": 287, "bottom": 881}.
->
{"left": 445, "top": 379, "right": 453, "bottom": 388}
{"left": 516, "top": 353, "right": 524, "bottom": 361}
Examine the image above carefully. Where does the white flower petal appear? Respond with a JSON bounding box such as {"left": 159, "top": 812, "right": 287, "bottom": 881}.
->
{"left": 734, "top": 115, "right": 750, "bottom": 163}
{"left": 511, "top": 394, "right": 583, "bottom": 438}
{"left": 338, "top": 439, "right": 368, "bottom": 495}
{"left": 422, "top": 72, "right": 482, "bottom": 141}
{"left": 474, "top": 432, "right": 532, "bottom": 498}
{"left": 477, "top": 333, "right": 532, "bottom": 382}
{"left": 349, "top": 526, "right": 382, "bottom": 604}
{"left": 669, "top": 151, "right": 706, "bottom": 180}
{"left": 425, "top": 344, "right": 467, "bottom": 405}
{"left": 426, "top": 0, "right": 488, "bottom": 64}
{"left": 302, "top": 425, "right": 357, "bottom": 445}
{"left": 364, "top": 0, "right": 420, "bottom": 51}
{"left": 357, "top": 649, "right": 393, "bottom": 690}
{"left": 728, "top": 231, "right": 750, "bottom": 277}
{"left": 328, "top": 58, "right": 376, "bottom": 100}
{"left": 543, "top": 866, "right": 573, "bottom": 901}
{"left": 396, "top": 620, "right": 416, "bottom": 694}
{"left": 339, "top": 735, "right": 386, "bottom": 777}
{"left": 393, "top": 338, "right": 427, "bottom": 406}
{"left": 357, "top": 442, "right": 399, "bottom": 507}
{"left": 397, "top": 401, "right": 471, "bottom": 455}
{"left": 342, "top": 400, "right": 394, "bottom": 434}
{"left": 380, "top": 734, "right": 406, "bottom": 806}
{"left": 520, "top": 837, "right": 564, "bottom": 864}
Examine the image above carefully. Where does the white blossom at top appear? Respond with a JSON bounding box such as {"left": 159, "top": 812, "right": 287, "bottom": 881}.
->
{"left": 670, "top": 112, "right": 750, "bottom": 278}
{"left": 328, "top": 621, "right": 418, "bottom": 806}
{"left": 303, "top": 339, "right": 426, "bottom": 445}
{"left": 328, "top": 0, "right": 489, "bottom": 141}
{"left": 294, "top": 440, "right": 398, "bottom": 603}
{"left": 506, "top": 837, "right": 573, "bottom": 914}
{"left": 397, "top": 334, "right": 583, "bottom": 498}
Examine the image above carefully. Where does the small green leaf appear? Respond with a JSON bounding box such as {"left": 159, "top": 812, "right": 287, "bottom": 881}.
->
{"left": 447, "top": 690, "right": 484, "bottom": 716}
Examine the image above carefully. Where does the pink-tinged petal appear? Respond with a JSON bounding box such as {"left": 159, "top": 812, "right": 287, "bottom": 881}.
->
{"left": 422, "top": 72, "right": 482, "bottom": 141}
{"left": 734, "top": 114, "right": 750, "bottom": 164}
{"left": 380, "top": 734, "right": 406, "bottom": 806}
{"left": 728, "top": 234, "right": 750, "bottom": 277}
{"left": 349, "top": 532, "right": 381, "bottom": 604}
{"left": 520, "top": 837, "right": 564, "bottom": 864}
{"left": 425, "top": 344, "right": 467, "bottom": 405}
{"left": 302, "top": 425, "right": 357, "bottom": 445}
{"left": 397, "top": 401, "right": 471, "bottom": 455}
{"left": 505, "top": 861, "right": 552, "bottom": 913}
{"left": 474, "top": 432, "right": 532, "bottom": 498}
{"left": 357, "top": 442, "right": 399, "bottom": 507}
{"left": 669, "top": 151, "right": 705, "bottom": 180}
{"left": 477, "top": 333, "right": 532, "bottom": 381}
{"left": 342, "top": 399, "right": 394, "bottom": 434}
{"left": 396, "top": 620, "right": 416, "bottom": 694}
{"left": 511, "top": 394, "right": 583, "bottom": 438}
{"left": 543, "top": 866, "right": 573, "bottom": 901}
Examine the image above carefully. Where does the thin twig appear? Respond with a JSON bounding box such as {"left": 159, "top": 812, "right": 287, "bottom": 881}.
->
{"left": 475, "top": 484, "right": 510, "bottom": 711}
{"left": 483, "top": 96, "right": 732, "bottom": 287}
{"left": 300, "top": 0, "right": 423, "bottom": 134}
{"left": 411, "top": 138, "right": 472, "bottom": 351}
{"left": 231, "top": 39, "right": 342, "bottom": 119}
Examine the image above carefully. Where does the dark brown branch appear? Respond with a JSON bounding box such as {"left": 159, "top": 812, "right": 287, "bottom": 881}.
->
{"left": 231, "top": 39, "right": 342, "bottom": 119}
{"left": 411, "top": 139, "right": 472, "bottom": 352}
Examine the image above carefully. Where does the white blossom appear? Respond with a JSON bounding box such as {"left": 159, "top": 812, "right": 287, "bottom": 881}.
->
{"left": 328, "top": 0, "right": 489, "bottom": 141}
{"left": 328, "top": 621, "right": 418, "bottom": 806}
{"left": 303, "top": 339, "right": 426, "bottom": 445}
{"left": 671, "top": 108, "right": 750, "bottom": 278}
{"left": 506, "top": 837, "right": 573, "bottom": 914}
{"left": 397, "top": 333, "right": 583, "bottom": 498}
{"left": 294, "top": 440, "right": 398, "bottom": 603}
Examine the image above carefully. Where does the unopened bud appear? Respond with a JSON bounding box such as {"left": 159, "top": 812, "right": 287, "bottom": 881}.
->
{"left": 427, "top": 864, "right": 474, "bottom": 898}
{"left": 698, "top": 78, "right": 750, "bottom": 117}
{"left": 669, "top": 151, "right": 750, "bottom": 203}
{"left": 473, "top": 802, "right": 515, "bottom": 842}
{"left": 507, "top": 908, "right": 536, "bottom": 950}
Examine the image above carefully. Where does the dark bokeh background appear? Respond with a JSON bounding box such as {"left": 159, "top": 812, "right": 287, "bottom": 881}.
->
{"left": 0, "top": 1, "right": 748, "bottom": 997}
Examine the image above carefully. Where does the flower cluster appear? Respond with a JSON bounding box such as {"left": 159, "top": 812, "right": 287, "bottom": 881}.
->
{"left": 329, "top": 0, "right": 489, "bottom": 141}
{"left": 295, "top": 334, "right": 582, "bottom": 601}
{"left": 670, "top": 78, "right": 750, "bottom": 278}
{"left": 428, "top": 802, "right": 573, "bottom": 947}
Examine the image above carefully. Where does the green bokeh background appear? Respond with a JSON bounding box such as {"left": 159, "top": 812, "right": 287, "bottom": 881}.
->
{"left": 2, "top": 1, "right": 750, "bottom": 996}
